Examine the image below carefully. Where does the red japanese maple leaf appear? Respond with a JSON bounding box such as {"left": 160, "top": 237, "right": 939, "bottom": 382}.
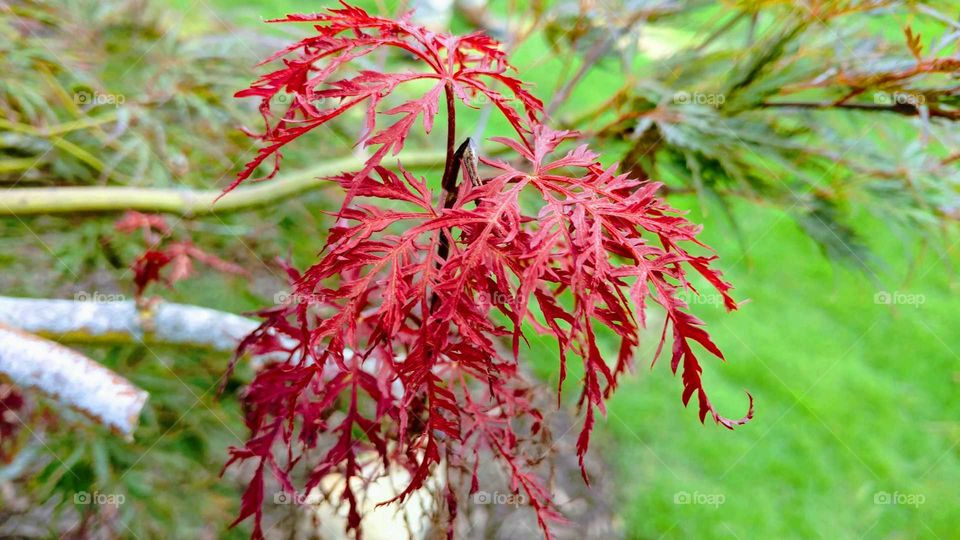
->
{"left": 221, "top": 4, "right": 751, "bottom": 539}
{"left": 223, "top": 1, "right": 542, "bottom": 199}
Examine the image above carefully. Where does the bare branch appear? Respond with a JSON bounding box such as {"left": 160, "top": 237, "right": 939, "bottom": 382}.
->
{"left": 0, "top": 323, "right": 147, "bottom": 436}
{"left": 0, "top": 150, "right": 447, "bottom": 217}
{"left": 0, "top": 296, "right": 260, "bottom": 352}
{"left": 759, "top": 100, "right": 960, "bottom": 120}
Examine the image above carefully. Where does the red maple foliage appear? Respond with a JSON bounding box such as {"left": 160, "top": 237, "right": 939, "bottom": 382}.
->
{"left": 221, "top": 3, "right": 751, "bottom": 538}
{"left": 115, "top": 211, "right": 245, "bottom": 297}
{"left": 0, "top": 382, "right": 26, "bottom": 462}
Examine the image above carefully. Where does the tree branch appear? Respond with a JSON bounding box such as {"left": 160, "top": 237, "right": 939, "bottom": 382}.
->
{"left": 0, "top": 296, "right": 314, "bottom": 437}
{"left": 0, "top": 296, "right": 260, "bottom": 352}
{"left": 759, "top": 100, "right": 960, "bottom": 120}
{"left": 0, "top": 323, "right": 147, "bottom": 437}
{"left": 0, "top": 296, "right": 296, "bottom": 373}
{"left": 0, "top": 150, "right": 448, "bottom": 217}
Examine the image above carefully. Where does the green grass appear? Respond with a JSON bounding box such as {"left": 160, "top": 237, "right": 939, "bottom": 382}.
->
{"left": 593, "top": 198, "right": 959, "bottom": 538}
{"left": 508, "top": 14, "right": 957, "bottom": 537}
{"left": 525, "top": 196, "right": 959, "bottom": 539}
{"left": 518, "top": 195, "right": 958, "bottom": 539}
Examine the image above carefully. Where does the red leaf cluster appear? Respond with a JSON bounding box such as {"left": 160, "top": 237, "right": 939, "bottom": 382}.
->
{"left": 223, "top": 1, "right": 541, "bottom": 196}
{"left": 115, "top": 211, "right": 244, "bottom": 297}
{"left": 0, "top": 382, "right": 25, "bottom": 462}
{"left": 223, "top": 4, "right": 751, "bottom": 538}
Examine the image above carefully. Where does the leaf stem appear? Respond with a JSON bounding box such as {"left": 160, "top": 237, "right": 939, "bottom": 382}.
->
{"left": 440, "top": 82, "right": 459, "bottom": 194}
{"left": 435, "top": 84, "right": 462, "bottom": 267}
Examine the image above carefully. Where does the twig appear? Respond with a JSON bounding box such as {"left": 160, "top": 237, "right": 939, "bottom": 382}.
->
{"left": 759, "top": 100, "right": 960, "bottom": 120}
{"left": 440, "top": 83, "right": 459, "bottom": 196}
{"left": 431, "top": 138, "right": 476, "bottom": 312}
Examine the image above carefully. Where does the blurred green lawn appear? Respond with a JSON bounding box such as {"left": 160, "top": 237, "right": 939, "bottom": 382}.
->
{"left": 594, "top": 197, "right": 960, "bottom": 539}
{"left": 167, "top": 1, "right": 960, "bottom": 537}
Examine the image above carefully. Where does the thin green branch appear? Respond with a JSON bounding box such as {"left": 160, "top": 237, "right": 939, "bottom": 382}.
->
{"left": 0, "top": 150, "right": 448, "bottom": 217}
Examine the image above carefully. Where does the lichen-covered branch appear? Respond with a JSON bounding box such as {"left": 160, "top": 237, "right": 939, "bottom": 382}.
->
{"left": 0, "top": 323, "right": 147, "bottom": 436}
{"left": 0, "top": 296, "right": 261, "bottom": 352}
{"left": 0, "top": 296, "right": 297, "bottom": 373}
{"left": 0, "top": 296, "right": 305, "bottom": 437}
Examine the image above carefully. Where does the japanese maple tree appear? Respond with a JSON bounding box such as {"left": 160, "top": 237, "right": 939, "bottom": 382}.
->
{"left": 221, "top": 3, "right": 751, "bottom": 538}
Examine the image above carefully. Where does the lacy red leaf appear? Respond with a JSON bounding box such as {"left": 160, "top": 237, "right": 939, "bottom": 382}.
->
{"left": 115, "top": 212, "right": 245, "bottom": 297}
{"left": 222, "top": 4, "right": 751, "bottom": 539}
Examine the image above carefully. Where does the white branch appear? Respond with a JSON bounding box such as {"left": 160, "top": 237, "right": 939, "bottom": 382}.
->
{"left": 0, "top": 324, "right": 147, "bottom": 436}
{"left": 0, "top": 296, "right": 304, "bottom": 437}
{"left": 0, "top": 296, "right": 261, "bottom": 352}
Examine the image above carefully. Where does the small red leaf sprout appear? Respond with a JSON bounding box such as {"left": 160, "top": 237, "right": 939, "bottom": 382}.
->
{"left": 115, "top": 211, "right": 244, "bottom": 298}
{"left": 222, "top": 3, "right": 751, "bottom": 538}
